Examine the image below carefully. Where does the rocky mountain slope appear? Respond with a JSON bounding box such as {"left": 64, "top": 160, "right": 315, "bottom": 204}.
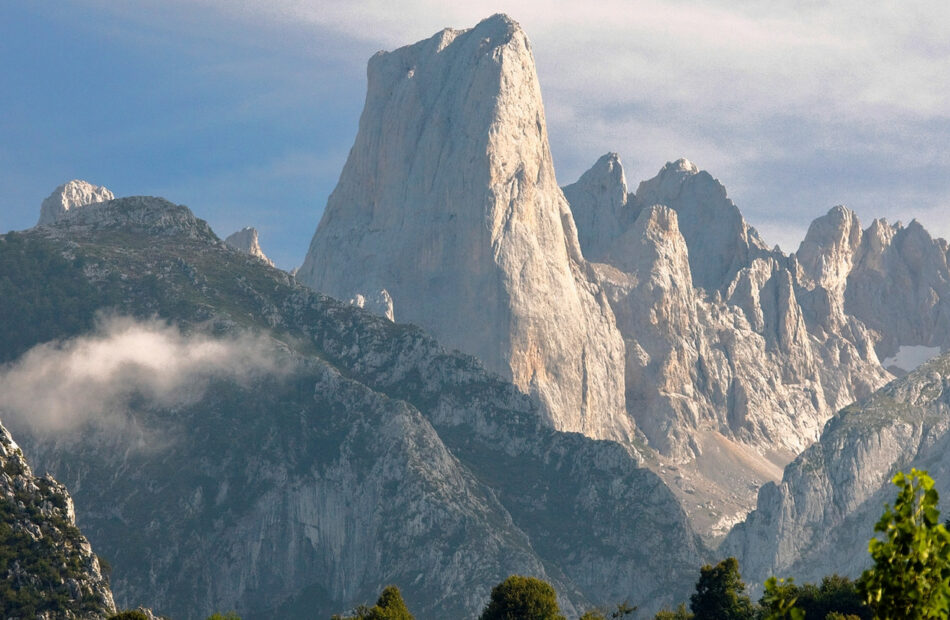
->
{"left": 298, "top": 14, "right": 632, "bottom": 445}
{"left": 722, "top": 352, "right": 950, "bottom": 586}
{"left": 0, "top": 419, "right": 116, "bottom": 618}
{"left": 0, "top": 193, "right": 705, "bottom": 618}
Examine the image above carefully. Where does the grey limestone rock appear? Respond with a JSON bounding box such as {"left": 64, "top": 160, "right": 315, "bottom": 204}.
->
{"left": 38, "top": 180, "right": 114, "bottom": 227}
{"left": 225, "top": 227, "right": 275, "bottom": 267}
{"left": 722, "top": 353, "right": 950, "bottom": 586}
{"left": 299, "top": 14, "right": 632, "bottom": 444}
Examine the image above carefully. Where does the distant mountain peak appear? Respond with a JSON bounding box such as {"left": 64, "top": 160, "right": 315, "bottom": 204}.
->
{"left": 38, "top": 179, "right": 114, "bottom": 226}
{"left": 225, "top": 227, "right": 275, "bottom": 267}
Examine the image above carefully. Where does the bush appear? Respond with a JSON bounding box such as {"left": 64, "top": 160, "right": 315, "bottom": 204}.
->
{"left": 479, "top": 575, "right": 566, "bottom": 620}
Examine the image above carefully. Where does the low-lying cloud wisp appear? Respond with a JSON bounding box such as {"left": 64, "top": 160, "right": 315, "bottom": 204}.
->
{"left": 0, "top": 317, "right": 284, "bottom": 438}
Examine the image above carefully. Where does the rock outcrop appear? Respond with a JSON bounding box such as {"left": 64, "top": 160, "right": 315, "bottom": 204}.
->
{"left": 631, "top": 159, "right": 768, "bottom": 292}
{"left": 299, "top": 14, "right": 632, "bottom": 443}
{"left": 562, "top": 152, "right": 630, "bottom": 262}
{"left": 0, "top": 420, "right": 116, "bottom": 618}
{"left": 722, "top": 353, "right": 950, "bottom": 586}
{"left": 2, "top": 196, "right": 705, "bottom": 618}
{"left": 37, "top": 180, "right": 114, "bottom": 227}
{"left": 225, "top": 227, "right": 275, "bottom": 267}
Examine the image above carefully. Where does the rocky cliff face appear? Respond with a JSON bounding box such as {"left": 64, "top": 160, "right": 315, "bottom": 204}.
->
{"left": 1, "top": 195, "right": 705, "bottom": 618}
{"left": 37, "top": 180, "right": 114, "bottom": 227}
{"left": 631, "top": 159, "right": 768, "bottom": 293}
{"left": 225, "top": 227, "right": 275, "bottom": 267}
{"left": 298, "top": 14, "right": 632, "bottom": 444}
{"left": 562, "top": 154, "right": 890, "bottom": 537}
{"left": 722, "top": 353, "right": 950, "bottom": 585}
{"left": 0, "top": 419, "right": 116, "bottom": 619}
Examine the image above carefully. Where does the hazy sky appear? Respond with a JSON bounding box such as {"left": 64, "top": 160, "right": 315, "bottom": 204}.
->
{"left": 3, "top": 1, "right": 949, "bottom": 268}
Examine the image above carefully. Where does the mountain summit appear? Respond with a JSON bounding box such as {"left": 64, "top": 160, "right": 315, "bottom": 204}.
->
{"left": 38, "top": 180, "right": 114, "bottom": 227}
{"left": 299, "top": 14, "right": 632, "bottom": 442}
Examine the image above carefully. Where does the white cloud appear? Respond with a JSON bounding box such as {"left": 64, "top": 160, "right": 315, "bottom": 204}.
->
{"left": 0, "top": 317, "right": 285, "bottom": 439}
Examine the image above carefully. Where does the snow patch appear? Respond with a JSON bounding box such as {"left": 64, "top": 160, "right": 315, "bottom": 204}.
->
{"left": 883, "top": 345, "right": 942, "bottom": 372}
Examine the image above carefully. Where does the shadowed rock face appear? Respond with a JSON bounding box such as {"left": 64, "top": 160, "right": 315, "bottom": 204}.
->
{"left": 38, "top": 180, "right": 114, "bottom": 227}
{"left": 299, "top": 14, "right": 632, "bottom": 444}
{"left": 2, "top": 194, "right": 705, "bottom": 618}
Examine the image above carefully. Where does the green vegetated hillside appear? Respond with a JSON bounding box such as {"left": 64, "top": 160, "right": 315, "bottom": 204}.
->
{"left": 0, "top": 420, "right": 116, "bottom": 618}
{"left": 0, "top": 197, "right": 706, "bottom": 619}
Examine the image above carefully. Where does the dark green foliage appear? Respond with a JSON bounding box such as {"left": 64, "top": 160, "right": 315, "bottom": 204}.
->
{"left": 206, "top": 613, "right": 242, "bottom": 620}
{"left": 0, "top": 232, "right": 121, "bottom": 363}
{"left": 653, "top": 603, "right": 693, "bottom": 619}
{"left": 689, "top": 557, "right": 754, "bottom": 620}
{"left": 0, "top": 477, "right": 109, "bottom": 617}
{"left": 109, "top": 611, "right": 150, "bottom": 620}
{"left": 760, "top": 575, "right": 868, "bottom": 620}
{"left": 580, "top": 601, "right": 636, "bottom": 620}
{"left": 478, "top": 575, "right": 566, "bottom": 620}
{"left": 858, "top": 468, "right": 950, "bottom": 619}
{"left": 760, "top": 577, "right": 804, "bottom": 620}
{"left": 332, "top": 585, "right": 413, "bottom": 620}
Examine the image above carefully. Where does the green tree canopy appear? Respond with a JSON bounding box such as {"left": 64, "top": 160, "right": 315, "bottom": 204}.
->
{"left": 331, "top": 585, "right": 413, "bottom": 620}
{"left": 653, "top": 603, "right": 693, "bottom": 619}
{"left": 479, "top": 575, "right": 566, "bottom": 620}
{"left": 108, "top": 612, "right": 150, "bottom": 620}
{"left": 689, "top": 557, "right": 754, "bottom": 620}
{"left": 858, "top": 468, "right": 950, "bottom": 619}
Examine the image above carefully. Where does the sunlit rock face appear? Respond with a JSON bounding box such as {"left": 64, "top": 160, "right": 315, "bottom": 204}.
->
{"left": 566, "top": 155, "right": 891, "bottom": 538}
{"left": 37, "top": 180, "right": 114, "bottom": 226}
{"left": 225, "top": 227, "right": 275, "bottom": 267}
{"left": 299, "top": 14, "right": 632, "bottom": 443}
{"left": 723, "top": 353, "right": 950, "bottom": 586}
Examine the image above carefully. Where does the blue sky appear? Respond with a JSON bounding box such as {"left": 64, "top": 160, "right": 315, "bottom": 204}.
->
{"left": 3, "top": 1, "right": 949, "bottom": 269}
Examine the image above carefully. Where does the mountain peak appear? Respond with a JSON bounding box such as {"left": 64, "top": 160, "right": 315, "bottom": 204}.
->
{"left": 633, "top": 160, "right": 764, "bottom": 291}
{"left": 38, "top": 179, "right": 114, "bottom": 227}
{"left": 225, "top": 227, "right": 275, "bottom": 267}
{"left": 562, "top": 152, "right": 629, "bottom": 261}
{"left": 473, "top": 12, "right": 521, "bottom": 37}
{"left": 300, "top": 16, "right": 632, "bottom": 443}
{"left": 667, "top": 158, "right": 699, "bottom": 175}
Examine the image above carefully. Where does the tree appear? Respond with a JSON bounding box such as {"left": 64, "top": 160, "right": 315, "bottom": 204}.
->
{"left": 108, "top": 613, "right": 149, "bottom": 620}
{"left": 479, "top": 575, "right": 566, "bottom": 620}
{"left": 653, "top": 603, "right": 693, "bottom": 619}
{"left": 858, "top": 468, "right": 950, "bottom": 619}
{"left": 689, "top": 557, "right": 754, "bottom": 620}
{"left": 580, "top": 601, "right": 637, "bottom": 620}
{"left": 331, "top": 585, "right": 414, "bottom": 620}
{"left": 760, "top": 577, "right": 803, "bottom": 620}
